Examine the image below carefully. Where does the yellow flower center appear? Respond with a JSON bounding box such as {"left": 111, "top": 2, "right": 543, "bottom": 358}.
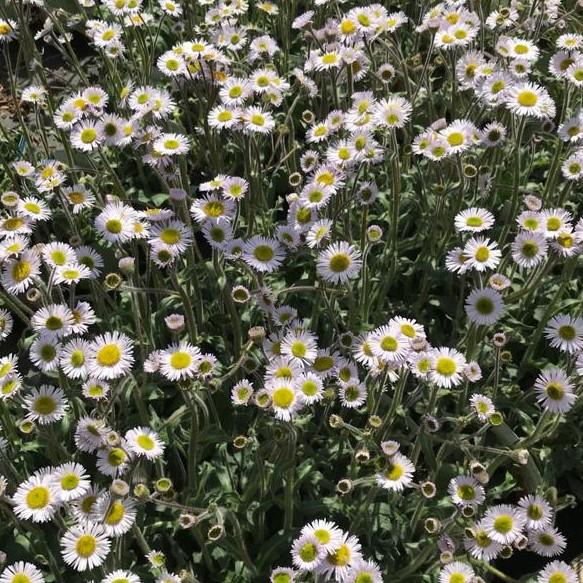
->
{"left": 435, "top": 356, "right": 456, "bottom": 376}
{"left": 272, "top": 386, "right": 294, "bottom": 408}
{"left": 329, "top": 253, "right": 350, "bottom": 273}
{"left": 96, "top": 344, "right": 121, "bottom": 367}
{"left": 137, "top": 434, "right": 155, "bottom": 450}
{"left": 34, "top": 396, "right": 56, "bottom": 415}
{"left": 104, "top": 500, "right": 125, "bottom": 525}
{"left": 26, "top": 486, "right": 50, "bottom": 509}
{"left": 517, "top": 90, "right": 538, "bottom": 107}
{"left": 75, "top": 534, "right": 97, "bottom": 557}
{"left": 170, "top": 351, "right": 192, "bottom": 369}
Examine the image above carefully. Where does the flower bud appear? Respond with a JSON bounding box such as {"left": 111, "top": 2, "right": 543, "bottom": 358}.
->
{"left": 118, "top": 257, "right": 135, "bottom": 275}
{"left": 165, "top": 313, "right": 185, "bottom": 333}
{"left": 421, "top": 481, "right": 437, "bottom": 499}
{"left": 110, "top": 479, "right": 130, "bottom": 497}
{"left": 425, "top": 518, "right": 441, "bottom": 534}
{"left": 207, "top": 524, "right": 224, "bottom": 541}
{"left": 248, "top": 326, "right": 266, "bottom": 344}
{"left": 336, "top": 479, "right": 353, "bottom": 495}
{"left": 155, "top": 477, "right": 173, "bottom": 494}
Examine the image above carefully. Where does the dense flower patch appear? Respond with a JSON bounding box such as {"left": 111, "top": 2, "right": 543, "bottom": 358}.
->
{"left": 0, "top": 0, "right": 583, "bottom": 581}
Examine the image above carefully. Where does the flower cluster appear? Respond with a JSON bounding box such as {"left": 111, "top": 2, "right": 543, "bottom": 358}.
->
{"left": 1, "top": 0, "right": 583, "bottom": 580}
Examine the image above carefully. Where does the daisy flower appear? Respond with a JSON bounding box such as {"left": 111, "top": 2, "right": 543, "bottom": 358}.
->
{"left": 463, "top": 236, "right": 501, "bottom": 271}
{"left": 482, "top": 504, "right": 526, "bottom": 544}
{"left": 60, "top": 524, "right": 111, "bottom": 571}
{"left": 316, "top": 242, "right": 362, "bottom": 284}
{"left": 534, "top": 368, "right": 576, "bottom": 414}
{"left": 537, "top": 561, "right": 577, "bottom": 583}
{"left": 231, "top": 380, "right": 254, "bottom": 405}
{"left": 518, "top": 494, "right": 553, "bottom": 530}
{"left": 13, "top": 473, "right": 60, "bottom": 523}
{"left": 439, "top": 561, "right": 475, "bottom": 583}
{"left": 268, "top": 381, "right": 301, "bottom": 421}
{"left": 529, "top": 526, "right": 566, "bottom": 557}
{"left": 291, "top": 534, "right": 326, "bottom": 571}
{"left": 544, "top": 314, "right": 583, "bottom": 353}
{"left": 281, "top": 329, "right": 318, "bottom": 366}
{"left": 465, "top": 287, "right": 504, "bottom": 326}
{"left": 505, "top": 82, "right": 555, "bottom": 118}
{"left": 87, "top": 332, "right": 135, "bottom": 380}
{"left": 300, "top": 520, "right": 343, "bottom": 553}
{"left": 50, "top": 463, "right": 91, "bottom": 502}
{"left": 464, "top": 522, "right": 502, "bottom": 561}
{"left": 448, "top": 475, "right": 485, "bottom": 507}
{"left": 102, "top": 570, "right": 142, "bottom": 583}
{"left": 125, "top": 427, "right": 165, "bottom": 459}
{"left": 242, "top": 236, "right": 285, "bottom": 273}
{"left": 470, "top": 394, "right": 495, "bottom": 421}
{"left": 455, "top": 208, "right": 495, "bottom": 232}
{"left": 345, "top": 558, "right": 382, "bottom": 583}
{"left": 317, "top": 533, "right": 362, "bottom": 582}
{"left": 31, "top": 304, "right": 75, "bottom": 340}
{"left": 339, "top": 382, "right": 367, "bottom": 408}
{"left": 92, "top": 494, "right": 137, "bottom": 537}
{"left": 512, "top": 231, "right": 548, "bottom": 268}
{"left": 368, "top": 325, "right": 409, "bottom": 363}
{"left": 60, "top": 338, "right": 91, "bottom": 379}
{"left": 0, "top": 562, "right": 45, "bottom": 583}
{"left": 159, "top": 342, "right": 202, "bottom": 380}
{"left": 96, "top": 445, "right": 132, "bottom": 478}
{"left": 294, "top": 372, "right": 324, "bottom": 404}
{"left": 153, "top": 133, "right": 190, "bottom": 155}
{"left": 1, "top": 250, "right": 41, "bottom": 294}
{"left": 429, "top": 347, "right": 466, "bottom": 388}
{"left": 23, "top": 385, "right": 67, "bottom": 425}
{"left": 375, "top": 453, "right": 415, "bottom": 491}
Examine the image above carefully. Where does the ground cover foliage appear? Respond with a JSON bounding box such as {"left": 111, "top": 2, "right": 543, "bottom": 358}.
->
{"left": 1, "top": 0, "right": 583, "bottom": 581}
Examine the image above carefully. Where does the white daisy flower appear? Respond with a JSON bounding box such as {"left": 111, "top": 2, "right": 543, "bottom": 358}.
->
{"left": 529, "top": 526, "right": 566, "bottom": 557}
{"left": 470, "top": 394, "right": 495, "bottom": 421}
{"left": 448, "top": 475, "right": 485, "bottom": 507}
{"left": 281, "top": 329, "right": 318, "bottom": 366}
{"left": 454, "top": 207, "right": 495, "bottom": 232}
{"left": 242, "top": 236, "right": 285, "bottom": 273}
{"left": 463, "top": 236, "right": 501, "bottom": 271}
{"left": 13, "top": 473, "right": 60, "bottom": 523}
{"left": 544, "top": 313, "right": 583, "bottom": 353}
{"left": 316, "top": 533, "right": 362, "bottom": 582}
{"left": 31, "top": 304, "right": 75, "bottom": 340}
{"left": 60, "top": 523, "right": 111, "bottom": 571}
{"left": 464, "top": 522, "right": 502, "bottom": 561}
{"left": 375, "top": 453, "right": 415, "bottom": 491}
{"left": 87, "top": 332, "right": 135, "bottom": 380}
{"left": 512, "top": 231, "right": 548, "bottom": 268}
{"left": 294, "top": 372, "right": 324, "bottom": 404}
{"left": 96, "top": 445, "right": 132, "bottom": 478}
{"left": 316, "top": 241, "right": 362, "bottom": 284}
{"left": 465, "top": 287, "right": 504, "bottom": 326}
{"left": 518, "top": 494, "right": 553, "bottom": 530}
{"left": 231, "top": 380, "right": 254, "bottom": 408}
{"left": 429, "top": 347, "right": 466, "bottom": 388}
{"left": 0, "top": 562, "right": 45, "bottom": 583}
{"left": 300, "top": 520, "right": 343, "bottom": 552}
{"left": 125, "top": 427, "right": 165, "bottom": 459}
{"left": 482, "top": 504, "right": 526, "bottom": 544}
{"left": 537, "top": 561, "right": 577, "bottom": 583}
{"left": 534, "top": 368, "right": 576, "bottom": 414}
{"left": 50, "top": 463, "right": 91, "bottom": 502}
{"left": 92, "top": 494, "right": 137, "bottom": 537}
{"left": 439, "top": 561, "right": 475, "bottom": 583}
{"left": 268, "top": 381, "right": 301, "bottom": 421}
{"left": 23, "top": 385, "right": 67, "bottom": 425}
{"left": 291, "top": 534, "right": 326, "bottom": 571}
